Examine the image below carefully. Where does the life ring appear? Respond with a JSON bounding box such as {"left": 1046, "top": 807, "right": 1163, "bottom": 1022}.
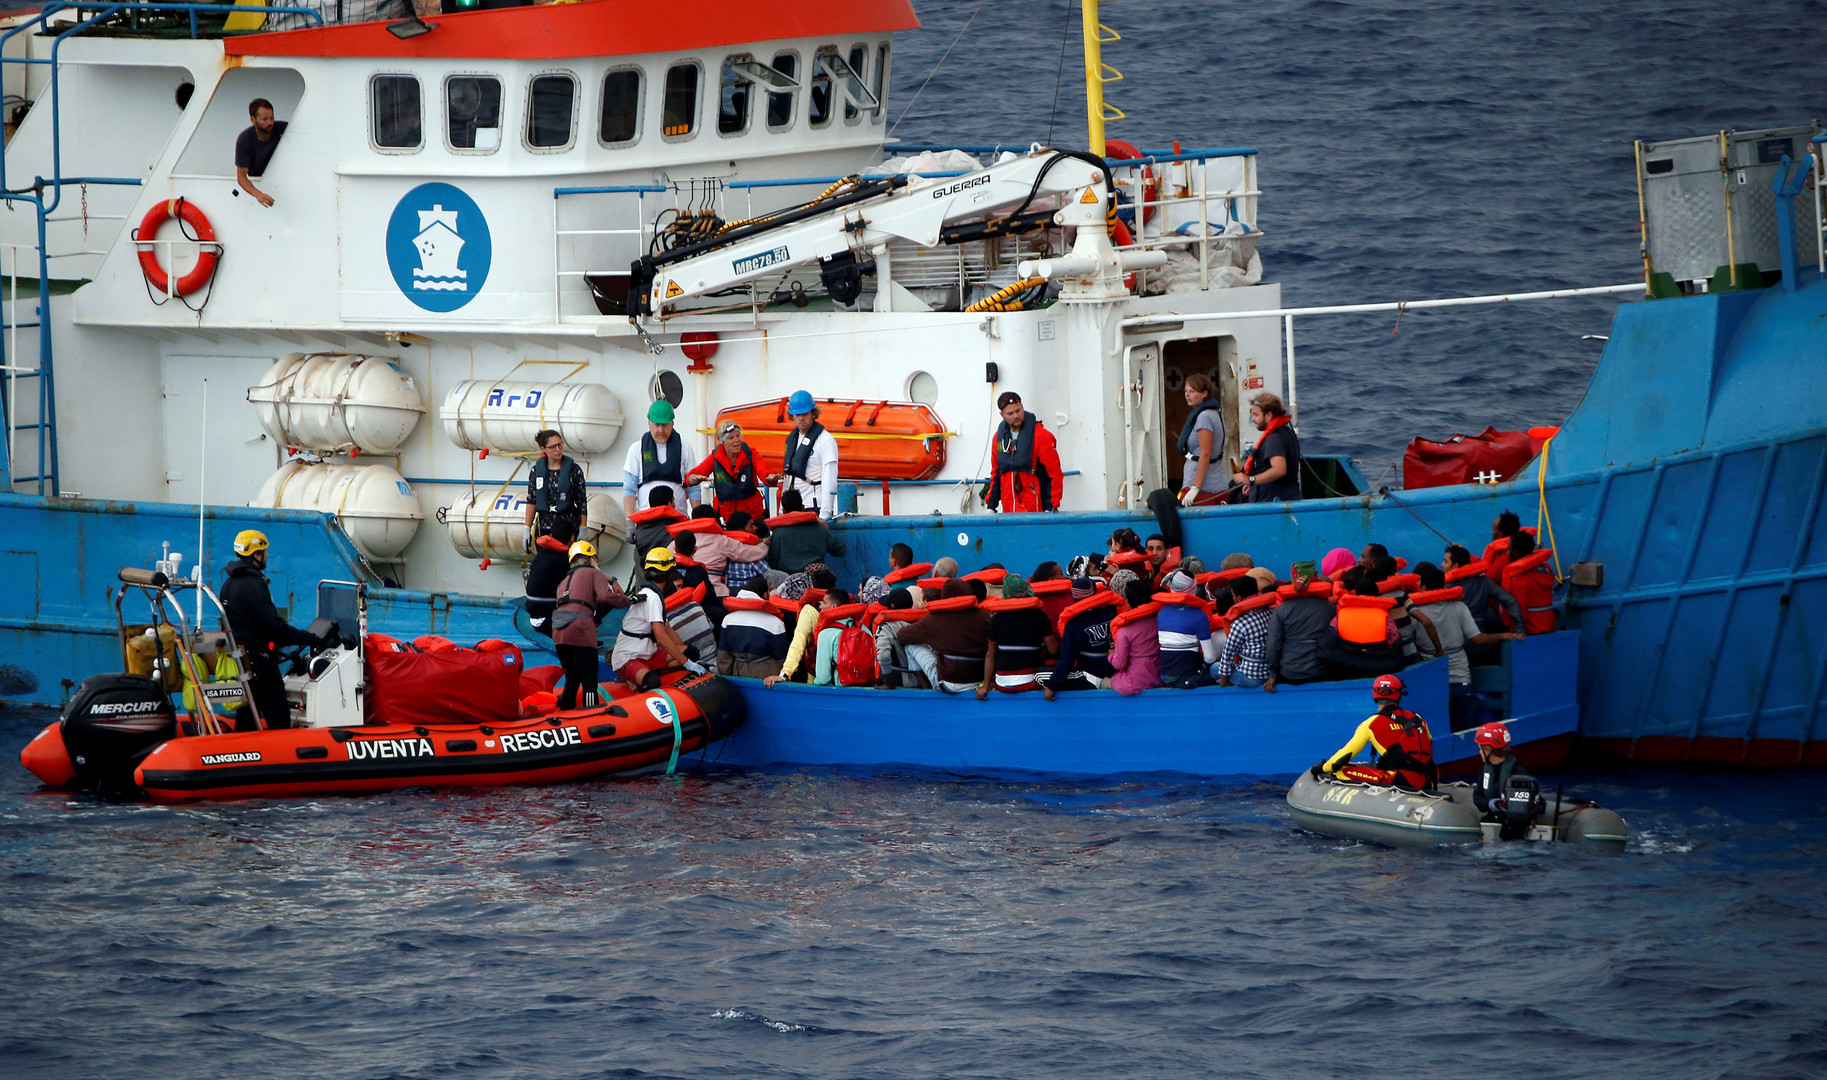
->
{"left": 1104, "top": 139, "right": 1158, "bottom": 224}
{"left": 136, "top": 198, "right": 218, "bottom": 296}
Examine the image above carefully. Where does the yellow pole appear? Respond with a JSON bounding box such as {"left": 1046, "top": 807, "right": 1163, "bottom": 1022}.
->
{"left": 1082, "top": 0, "right": 1105, "bottom": 155}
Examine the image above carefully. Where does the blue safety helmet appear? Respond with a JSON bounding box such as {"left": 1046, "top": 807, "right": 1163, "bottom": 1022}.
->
{"left": 787, "top": 390, "right": 815, "bottom": 415}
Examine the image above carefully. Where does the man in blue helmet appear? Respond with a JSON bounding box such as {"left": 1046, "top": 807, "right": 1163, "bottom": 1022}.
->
{"left": 766, "top": 390, "right": 840, "bottom": 520}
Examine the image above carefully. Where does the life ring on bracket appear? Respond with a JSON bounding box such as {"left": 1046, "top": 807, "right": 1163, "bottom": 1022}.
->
{"left": 136, "top": 198, "right": 219, "bottom": 297}
{"left": 1103, "top": 139, "right": 1158, "bottom": 225}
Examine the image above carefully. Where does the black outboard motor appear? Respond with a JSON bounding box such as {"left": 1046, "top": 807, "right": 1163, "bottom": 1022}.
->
{"left": 60, "top": 673, "right": 177, "bottom": 795}
{"left": 1499, "top": 775, "right": 1543, "bottom": 841}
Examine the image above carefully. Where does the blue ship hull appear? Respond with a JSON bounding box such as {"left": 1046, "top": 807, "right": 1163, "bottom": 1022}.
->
{"left": 3, "top": 279, "right": 1824, "bottom": 768}
{"left": 714, "top": 637, "right": 1579, "bottom": 778}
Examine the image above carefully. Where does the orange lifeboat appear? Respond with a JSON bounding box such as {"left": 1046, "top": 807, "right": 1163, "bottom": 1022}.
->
{"left": 714, "top": 397, "right": 948, "bottom": 481}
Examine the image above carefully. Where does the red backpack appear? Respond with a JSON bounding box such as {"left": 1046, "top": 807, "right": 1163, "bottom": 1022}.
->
{"left": 835, "top": 622, "right": 878, "bottom": 686}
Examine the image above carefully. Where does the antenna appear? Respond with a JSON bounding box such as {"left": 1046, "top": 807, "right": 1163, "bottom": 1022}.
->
{"left": 197, "top": 377, "right": 207, "bottom": 627}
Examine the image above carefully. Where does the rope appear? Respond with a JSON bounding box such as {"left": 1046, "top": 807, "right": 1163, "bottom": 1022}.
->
{"left": 1535, "top": 435, "right": 1564, "bottom": 581}
{"left": 1045, "top": 0, "right": 1073, "bottom": 144}
{"left": 1375, "top": 486, "right": 1453, "bottom": 545}
{"left": 888, "top": 0, "right": 991, "bottom": 137}
{"left": 662, "top": 694, "right": 684, "bottom": 775}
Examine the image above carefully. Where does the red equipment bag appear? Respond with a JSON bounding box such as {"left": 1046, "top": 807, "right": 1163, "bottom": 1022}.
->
{"left": 835, "top": 623, "right": 878, "bottom": 686}
{"left": 1402, "top": 426, "right": 1534, "bottom": 489}
{"left": 367, "top": 646, "right": 520, "bottom": 727}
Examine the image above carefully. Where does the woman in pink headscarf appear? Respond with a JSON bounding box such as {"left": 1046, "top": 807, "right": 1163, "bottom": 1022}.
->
{"left": 1321, "top": 547, "right": 1357, "bottom": 581}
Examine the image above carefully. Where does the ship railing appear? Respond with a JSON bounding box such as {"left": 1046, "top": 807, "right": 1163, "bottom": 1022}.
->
{"left": 548, "top": 145, "right": 1258, "bottom": 323}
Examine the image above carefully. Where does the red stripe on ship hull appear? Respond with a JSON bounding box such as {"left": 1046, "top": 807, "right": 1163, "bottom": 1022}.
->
{"left": 227, "top": 0, "right": 919, "bottom": 60}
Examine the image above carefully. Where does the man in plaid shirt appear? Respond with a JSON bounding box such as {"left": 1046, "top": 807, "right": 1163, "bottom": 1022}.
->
{"left": 1214, "top": 576, "right": 1273, "bottom": 688}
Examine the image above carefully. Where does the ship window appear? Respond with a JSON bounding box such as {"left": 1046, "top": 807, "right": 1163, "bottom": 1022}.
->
{"left": 661, "top": 62, "right": 699, "bottom": 139}
{"left": 371, "top": 74, "right": 421, "bottom": 150}
{"left": 844, "top": 45, "right": 866, "bottom": 122}
{"left": 767, "top": 51, "right": 798, "bottom": 130}
{"left": 717, "top": 57, "right": 750, "bottom": 136}
{"left": 873, "top": 44, "right": 889, "bottom": 121}
{"left": 446, "top": 74, "right": 502, "bottom": 152}
{"left": 808, "top": 49, "right": 834, "bottom": 128}
{"left": 526, "top": 73, "right": 576, "bottom": 150}
{"left": 599, "top": 67, "right": 642, "bottom": 146}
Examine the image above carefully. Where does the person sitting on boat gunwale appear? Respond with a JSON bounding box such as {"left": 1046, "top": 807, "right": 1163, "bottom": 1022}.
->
{"left": 523, "top": 428, "right": 588, "bottom": 552}
{"left": 611, "top": 548, "right": 705, "bottom": 691}
{"left": 719, "top": 578, "right": 790, "bottom": 680}
{"left": 764, "top": 566, "right": 838, "bottom": 687}
{"left": 898, "top": 578, "right": 992, "bottom": 694}
{"left": 1234, "top": 392, "right": 1303, "bottom": 503}
{"left": 523, "top": 517, "right": 580, "bottom": 635}
{"left": 1046, "top": 577, "right": 1117, "bottom": 693}
{"left": 628, "top": 486, "right": 686, "bottom": 579}
{"left": 767, "top": 489, "right": 846, "bottom": 574}
{"left": 1157, "top": 570, "right": 1217, "bottom": 689}
{"left": 977, "top": 575, "right": 1059, "bottom": 699}
{"left": 1108, "top": 576, "right": 1163, "bottom": 696}
{"left": 1312, "top": 674, "right": 1436, "bottom": 791}
{"left": 1442, "top": 542, "right": 1523, "bottom": 658}
{"left": 220, "top": 529, "right": 331, "bottom": 731}
{"left": 1411, "top": 562, "right": 1524, "bottom": 726}
{"left": 1213, "top": 574, "right": 1271, "bottom": 688}
{"left": 874, "top": 587, "right": 925, "bottom": 689}
{"left": 984, "top": 391, "right": 1064, "bottom": 513}
{"left": 669, "top": 530, "right": 726, "bottom": 629}
{"left": 553, "top": 541, "right": 626, "bottom": 709}
{"left": 1263, "top": 563, "right": 1331, "bottom": 692}
{"left": 1502, "top": 530, "right": 1558, "bottom": 635}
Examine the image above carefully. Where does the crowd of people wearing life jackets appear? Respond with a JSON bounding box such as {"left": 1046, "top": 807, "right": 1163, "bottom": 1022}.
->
{"left": 527, "top": 460, "right": 1559, "bottom": 720}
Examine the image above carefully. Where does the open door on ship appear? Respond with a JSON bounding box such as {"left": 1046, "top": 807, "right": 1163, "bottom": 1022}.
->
{"left": 1158, "top": 337, "right": 1240, "bottom": 493}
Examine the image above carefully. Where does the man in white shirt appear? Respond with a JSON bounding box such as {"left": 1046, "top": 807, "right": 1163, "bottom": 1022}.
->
{"left": 621, "top": 400, "right": 700, "bottom": 523}
{"left": 766, "top": 389, "right": 839, "bottom": 519}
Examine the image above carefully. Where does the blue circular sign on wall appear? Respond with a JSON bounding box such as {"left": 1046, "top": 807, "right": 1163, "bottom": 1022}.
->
{"left": 385, "top": 182, "right": 491, "bottom": 312}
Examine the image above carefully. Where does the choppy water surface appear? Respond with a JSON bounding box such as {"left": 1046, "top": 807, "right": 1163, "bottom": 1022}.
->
{"left": 5, "top": 711, "right": 1827, "bottom": 1078}
{"left": 8, "top": 3, "right": 1827, "bottom": 1075}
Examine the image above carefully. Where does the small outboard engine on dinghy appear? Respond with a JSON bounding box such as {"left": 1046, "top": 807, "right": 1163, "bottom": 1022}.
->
{"left": 60, "top": 673, "right": 178, "bottom": 795}
{"left": 1496, "top": 775, "right": 1545, "bottom": 840}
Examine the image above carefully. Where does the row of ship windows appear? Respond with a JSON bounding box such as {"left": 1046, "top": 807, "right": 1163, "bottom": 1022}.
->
{"left": 370, "top": 44, "right": 891, "bottom": 154}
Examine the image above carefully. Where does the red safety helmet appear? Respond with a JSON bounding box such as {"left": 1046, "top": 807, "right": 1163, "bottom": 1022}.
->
{"left": 1371, "top": 674, "right": 1406, "bottom": 702}
{"left": 1474, "top": 722, "right": 1513, "bottom": 749}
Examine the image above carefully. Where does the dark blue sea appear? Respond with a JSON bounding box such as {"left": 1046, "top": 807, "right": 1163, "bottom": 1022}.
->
{"left": 8, "top": 2, "right": 1827, "bottom": 1076}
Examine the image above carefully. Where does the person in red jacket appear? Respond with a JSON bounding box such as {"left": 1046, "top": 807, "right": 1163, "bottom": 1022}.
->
{"left": 1501, "top": 530, "right": 1557, "bottom": 634}
{"left": 687, "top": 419, "right": 770, "bottom": 523}
{"left": 984, "top": 391, "right": 1063, "bottom": 513}
{"left": 1483, "top": 509, "right": 1523, "bottom": 583}
{"left": 1314, "top": 674, "right": 1436, "bottom": 791}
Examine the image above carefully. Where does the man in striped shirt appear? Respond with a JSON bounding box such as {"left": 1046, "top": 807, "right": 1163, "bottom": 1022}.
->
{"left": 1157, "top": 571, "right": 1217, "bottom": 688}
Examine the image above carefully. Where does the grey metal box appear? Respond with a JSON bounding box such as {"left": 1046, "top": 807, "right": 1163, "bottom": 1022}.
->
{"left": 1640, "top": 125, "right": 1819, "bottom": 285}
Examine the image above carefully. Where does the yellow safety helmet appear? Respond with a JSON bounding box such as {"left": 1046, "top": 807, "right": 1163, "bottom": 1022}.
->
{"left": 568, "top": 540, "right": 597, "bottom": 561}
{"left": 643, "top": 547, "right": 676, "bottom": 573}
{"left": 233, "top": 529, "right": 269, "bottom": 556}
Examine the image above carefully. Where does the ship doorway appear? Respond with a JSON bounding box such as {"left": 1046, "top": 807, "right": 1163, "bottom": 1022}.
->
{"left": 1159, "top": 337, "right": 1238, "bottom": 489}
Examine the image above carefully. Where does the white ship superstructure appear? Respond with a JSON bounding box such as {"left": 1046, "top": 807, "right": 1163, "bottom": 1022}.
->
{"left": 0, "top": 0, "right": 1283, "bottom": 593}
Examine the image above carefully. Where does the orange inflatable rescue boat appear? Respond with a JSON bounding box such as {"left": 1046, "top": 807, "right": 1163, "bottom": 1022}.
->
{"left": 19, "top": 567, "right": 744, "bottom": 801}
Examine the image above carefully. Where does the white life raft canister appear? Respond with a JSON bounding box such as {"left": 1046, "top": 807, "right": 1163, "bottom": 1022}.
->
{"left": 440, "top": 380, "right": 624, "bottom": 454}
{"left": 443, "top": 489, "right": 628, "bottom": 563}
{"left": 248, "top": 354, "right": 425, "bottom": 454}
{"left": 251, "top": 462, "right": 424, "bottom": 562}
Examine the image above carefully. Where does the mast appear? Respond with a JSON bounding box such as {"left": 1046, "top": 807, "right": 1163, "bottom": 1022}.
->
{"left": 1081, "top": 0, "right": 1122, "bottom": 156}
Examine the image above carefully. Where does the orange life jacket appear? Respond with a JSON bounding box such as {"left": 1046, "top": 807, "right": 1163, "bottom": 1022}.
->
{"left": 1336, "top": 593, "right": 1396, "bottom": 644}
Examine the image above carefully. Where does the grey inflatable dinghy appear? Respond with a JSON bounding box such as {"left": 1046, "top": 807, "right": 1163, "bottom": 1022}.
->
{"left": 1286, "top": 772, "right": 1627, "bottom": 851}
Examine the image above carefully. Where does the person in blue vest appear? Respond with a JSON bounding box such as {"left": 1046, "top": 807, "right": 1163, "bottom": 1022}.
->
{"left": 984, "top": 391, "right": 1063, "bottom": 513}
{"left": 620, "top": 400, "right": 700, "bottom": 530}
{"left": 522, "top": 428, "right": 588, "bottom": 550}
{"left": 765, "top": 390, "right": 839, "bottom": 519}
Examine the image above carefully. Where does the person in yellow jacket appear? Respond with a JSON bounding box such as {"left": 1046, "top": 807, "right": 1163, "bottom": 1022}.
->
{"left": 1312, "top": 674, "right": 1437, "bottom": 791}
